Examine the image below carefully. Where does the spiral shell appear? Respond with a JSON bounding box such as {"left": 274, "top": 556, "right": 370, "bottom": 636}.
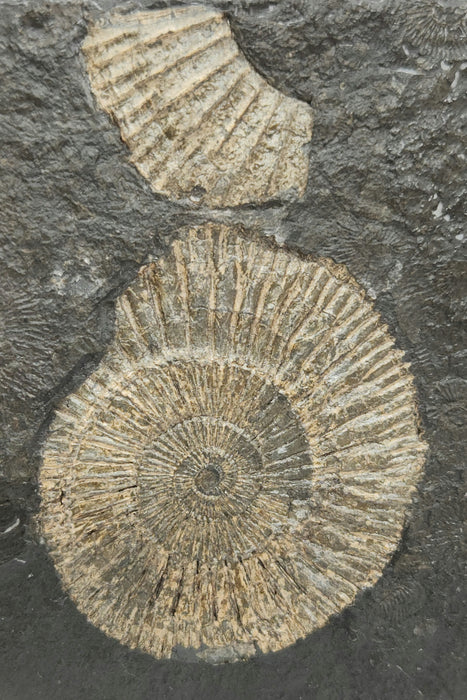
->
{"left": 40, "top": 224, "right": 426, "bottom": 662}
{"left": 82, "top": 6, "right": 313, "bottom": 208}
{"left": 397, "top": 0, "right": 467, "bottom": 61}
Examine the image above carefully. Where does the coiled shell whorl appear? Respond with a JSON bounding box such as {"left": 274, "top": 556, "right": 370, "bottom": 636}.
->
{"left": 82, "top": 6, "right": 313, "bottom": 208}
{"left": 40, "top": 224, "right": 427, "bottom": 662}
{"left": 396, "top": 0, "right": 467, "bottom": 61}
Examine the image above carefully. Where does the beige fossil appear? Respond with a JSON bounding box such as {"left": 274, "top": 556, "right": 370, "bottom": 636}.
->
{"left": 82, "top": 5, "right": 313, "bottom": 208}
{"left": 40, "top": 224, "right": 426, "bottom": 662}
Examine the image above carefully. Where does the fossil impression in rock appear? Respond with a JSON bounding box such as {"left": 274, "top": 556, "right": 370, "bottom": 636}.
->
{"left": 82, "top": 6, "right": 313, "bottom": 208}
{"left": 0, "top": 290, "right": 54, "bottom": 402}
{"left": 398, "top": 0, "right": 467, "bottom": 60}
{"left": 40, "top": 224, "right": 426, "bottom": 662}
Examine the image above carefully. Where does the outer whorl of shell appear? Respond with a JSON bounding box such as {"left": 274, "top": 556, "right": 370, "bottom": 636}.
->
{"left": 82, "top": 6, "right": 313, "bottom": 208}
{"left": 397, "top": 0, "right": 467, "bottom": 60}
{"left": 40, "top": 224, "right": 427, "bottom": 662}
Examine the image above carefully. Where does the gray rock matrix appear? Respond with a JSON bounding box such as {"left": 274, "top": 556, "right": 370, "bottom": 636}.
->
{"left": 0, "top": 1, "right": 465, "bottom": 699}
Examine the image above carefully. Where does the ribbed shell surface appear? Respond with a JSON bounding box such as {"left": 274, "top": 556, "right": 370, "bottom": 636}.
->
{"left": 40, "top": 224, "right": 426, "bottom": 662}
{"left": 82, "top": 6, "right": 313, "bottom": 208}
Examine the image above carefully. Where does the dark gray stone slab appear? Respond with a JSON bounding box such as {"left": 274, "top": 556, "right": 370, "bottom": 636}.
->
{"left": 0, "top": 1, "right": 465, "bottom": 698}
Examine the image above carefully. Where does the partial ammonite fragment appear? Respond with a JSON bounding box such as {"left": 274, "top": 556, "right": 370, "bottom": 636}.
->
{"left": 82, "top": 5, "right": 313, "bottom": 207}
{"left": 396, "top": 0, "right": 467, "bottom": 60}
{"left": 40, "top": 224, "right": 427, "bottom": 662}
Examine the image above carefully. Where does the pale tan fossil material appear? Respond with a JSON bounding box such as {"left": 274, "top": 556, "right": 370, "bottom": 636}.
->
{"left": 81, "top": 6, "right": 313, "bottom": 208}
{"left": 40, "top": 224, "right": 427, "bottom": 662}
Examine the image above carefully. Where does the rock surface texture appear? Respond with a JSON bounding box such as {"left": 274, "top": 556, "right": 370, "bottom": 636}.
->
{"left": 0, "top": 0, "right": 465, "bottom": 699}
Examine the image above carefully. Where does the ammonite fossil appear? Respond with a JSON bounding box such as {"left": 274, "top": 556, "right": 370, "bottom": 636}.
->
{"left": 82, "top": 5, "right": 313, "bottom": 207}
{"left": 40, "top": 224, "right": 427, "bottom": 662}
{"left": 397, "top": 0, "right": 467, "bottom": 61}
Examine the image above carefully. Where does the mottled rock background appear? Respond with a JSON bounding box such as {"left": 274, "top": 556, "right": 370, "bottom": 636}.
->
{"left": 0, "top": 0, "right": 465, "bottom": 698}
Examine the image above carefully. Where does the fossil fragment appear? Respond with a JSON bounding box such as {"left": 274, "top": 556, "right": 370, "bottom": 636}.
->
{"left": 82, "top": 6, "right": 313, "bottom": 207}
{"left": 40, "top": 224, "right": 426, "bottom": 661}
{"left": 397, "top": 0, "right": 467, "bottom": 60}
{"left": 0, "top": 290, "right": 54, "bottom": 401}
